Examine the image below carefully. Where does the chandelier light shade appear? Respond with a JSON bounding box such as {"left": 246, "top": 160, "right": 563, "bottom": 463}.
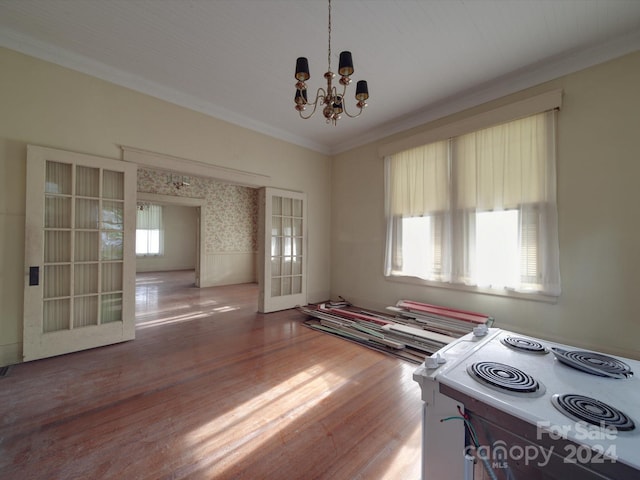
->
{"left": 294, "top": 0, "right": 369, "bottom": 125}
{"left": 338, "top": 51, "right": 353, "bottom": 76}
{"left": 356, "top": 80, "right": 369, "bottom": 99}
{"left": 295, "top": 57, "right": 310, "bottom": 82}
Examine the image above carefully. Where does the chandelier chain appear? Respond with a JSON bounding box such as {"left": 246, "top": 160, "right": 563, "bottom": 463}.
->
{"left": 327, "top": 0, "right": 332, "bottom": 71}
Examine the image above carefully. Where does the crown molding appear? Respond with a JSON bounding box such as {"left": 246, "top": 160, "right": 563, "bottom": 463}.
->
{"left": 2, "top": 25, "right": 638, "bottom": 158}
{"left": 331, "top": 30, "right": 640, "bottom": 155}
{"left": 0, "top": 26, "right": 331, "bottom": 155}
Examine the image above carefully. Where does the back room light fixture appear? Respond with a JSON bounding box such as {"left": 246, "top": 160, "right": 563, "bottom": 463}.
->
{"left": 294, "top": 0, "right": 369, "bottom": 125}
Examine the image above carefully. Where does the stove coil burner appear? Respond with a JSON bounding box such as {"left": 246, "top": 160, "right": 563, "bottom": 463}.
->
{"left": 467, "top": 361, "right": 545, "bottom": 397}
{"left": 552, "top": 348, "right": 633, "bottom": 378}
{"left": 501, "top": 336, "right": 549, "bottom": 354}
{"left": 551, "top": 394, "right": 635, "bottom": 431}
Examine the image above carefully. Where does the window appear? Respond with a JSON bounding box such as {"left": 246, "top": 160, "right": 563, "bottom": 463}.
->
{"left": 384, "top": 110, "right": 561, "bottom": 296}
{"left": 136, "top": 204, "right": 163, "bottom": 256}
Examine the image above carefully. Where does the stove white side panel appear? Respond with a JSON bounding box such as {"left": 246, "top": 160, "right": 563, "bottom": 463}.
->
{"left": 419, "top": 385, "right": 467, "bottom": 480}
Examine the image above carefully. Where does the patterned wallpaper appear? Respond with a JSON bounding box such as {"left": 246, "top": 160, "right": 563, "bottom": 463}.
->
{"left": 137, "top": 168, "right": 257, "bottom": 254}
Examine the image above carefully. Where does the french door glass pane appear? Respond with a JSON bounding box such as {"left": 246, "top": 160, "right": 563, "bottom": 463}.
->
{"left": 282, "top": 217, "right": 292, "bottom": 236}
{"left": 45, "top": 161, "right": 71, "bottom": 194}
{"left": 282, "top": 277, "right": 291, "bottom": 295}
{"left": 44, "top": 265, "right": 70, "bottom": 298}
{"left": 102, "top": 200, "right": 124, "bottom": 230}
{"left": 103, "top": 170, "right": 124, "bottom": 200}
{"left": 271, "top": 280, "right": 281, "bottom": 297}
{"left": 292, "top": 218, "right": 302, "bottom": 236}
{"left": 292, "top": 276, "right": 302, "bottom": 294}
{"left": 75, "top": 264, "right": 98, "bottom": 295}
{"left": 293, "top": 237, "right": 302, "bottom": 256}
{"left": 101, "top": 293, "right": 123, "bottom": 323}
{"left": 271, "top": 216, "right": 281, "bottom": 236}
{"left": 272, "top": 196, "right": 282, "bottom": 215}
{"left": 43, "top": 299, "right": 70, "bottom": 332}
{"left": 271, "top": 236, "right": 281, "bottom": 257}
{"left": 76, "top": 198, "right": 99, "bottom": 229}
{"left": 101, "top": 232, "right": 123, "bottom": 260}
{"left": 293, "top": 199, "right": 302, "bottom": 217}
{"left": 45, "top": 196, "right": 71, "bottom": 228}
{"left": 75, "top": 232, "right": 99, "bottom": 261}
{"left": 76, "top": 166, "right": 100, "bottom": 197}
{"left": 282, "top": 197, "right": 292, "bottom": 216}
{"left": 271, "top": 257, "right": 281, "bottom": 276}
{"left": 102, "top": 263, "right": 123, "bottom": 292}
{"left": 282, "top": 257, "right": 292, "bottom": 276}
{"left": 74, "top": 296, "right": 98, "bottom": 327}
{"left": 45, "top": 231, "right": 71, "bottom": 263}
{"left": 292, "top": 256, "right": 302, "bottom": 275}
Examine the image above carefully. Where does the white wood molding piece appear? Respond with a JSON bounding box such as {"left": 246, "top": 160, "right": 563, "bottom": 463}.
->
{"left": 137, "top": 192, "right": 205, "bottom": 206}
{"left": 382, "top": 323, "right": 455, "bottom": 345}
{"left": 121, "top": 145, "right": 270, "bottom": 187}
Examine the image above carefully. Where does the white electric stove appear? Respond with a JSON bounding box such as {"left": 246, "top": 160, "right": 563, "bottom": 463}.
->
{"left": 413, "top": 327, "right": 640, "bottom": 480}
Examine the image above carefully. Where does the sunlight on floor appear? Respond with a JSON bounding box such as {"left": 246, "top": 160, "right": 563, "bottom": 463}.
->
{"left": 184, "top": 366, "right": 345, "bottom": 477}
{"left": 135, "top": 278, "right": 163, "bottom": 284}
{"left": 136, "top": 305, "right": 240, "bottom": 329}
{"left": 380, "top": 422, "right": 422, "bottom": 479}
{"left": 136, "top": 311, "right": 209, "bottom": 329}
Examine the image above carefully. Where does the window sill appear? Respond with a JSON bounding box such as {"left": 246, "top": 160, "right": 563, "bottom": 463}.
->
{"left": 384, "top": 274, "right": 559, "bottom": 304}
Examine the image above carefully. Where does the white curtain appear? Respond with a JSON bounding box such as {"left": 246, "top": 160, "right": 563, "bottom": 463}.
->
{"left": 136, "top": 204, "right": 163, "bottom": 256}
{"left": 385, "top": 110, "right": 561, "bottom": 296}
{"left": 385, "top": 140, "right": 451, "bottom": 282}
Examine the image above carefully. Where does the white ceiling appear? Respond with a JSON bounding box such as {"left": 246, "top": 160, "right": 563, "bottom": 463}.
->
{"left": 1, "top": 0, "right": 639, "bottom": 155}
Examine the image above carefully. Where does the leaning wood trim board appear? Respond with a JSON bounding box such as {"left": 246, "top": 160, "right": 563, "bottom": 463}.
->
{"left": 382, "top": 324, "right": 455, "bottom": 345}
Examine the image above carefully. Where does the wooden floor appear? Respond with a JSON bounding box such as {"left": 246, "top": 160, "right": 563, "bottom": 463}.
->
{"left": 0, "top": 271, "right": 422, "bottom": 479}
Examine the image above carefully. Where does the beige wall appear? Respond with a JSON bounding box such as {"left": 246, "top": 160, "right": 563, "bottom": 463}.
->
{"left": 331, "top": 51, "right": 640, "bottom": 359}
{"left": 0, "top": 47, "right": 331, "bottom": 365}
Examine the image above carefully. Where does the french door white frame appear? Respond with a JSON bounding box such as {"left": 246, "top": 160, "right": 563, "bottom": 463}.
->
{"left": 257, "top": 187, "right": 308, "bottom": 313}
{"left": 23, "top": 146, "right": 137, "bottom": 361}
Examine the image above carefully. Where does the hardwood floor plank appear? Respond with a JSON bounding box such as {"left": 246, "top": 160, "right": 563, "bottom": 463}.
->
{"left": 0, "top": 271, "right": 421, "bottom": 479}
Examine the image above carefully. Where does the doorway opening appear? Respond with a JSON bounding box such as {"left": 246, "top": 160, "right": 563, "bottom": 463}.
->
{"left": 124, "top": 147, "right": 307, "bottom": 316}
{"left": 136, "top": 192, "right": 205, "bottom": 287}
{"left": 135, "top": 203, "right": 199, "bottom": 287}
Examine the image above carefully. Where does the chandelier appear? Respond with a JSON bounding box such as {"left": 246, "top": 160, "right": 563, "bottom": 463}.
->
{"left": 294, "top": 0, "right": 369, "bottom": 125}
{"left": 167, "top": 174, "right": 190, "bottom": 190}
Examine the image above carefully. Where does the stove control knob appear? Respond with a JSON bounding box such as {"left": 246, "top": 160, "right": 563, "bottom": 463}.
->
{"left": 424, "top": 357, "right": 438, "bottom": 369}
{"left": 425, "top": 353, "right": 446, "bottom": 369}
{"left": 473, "top": 324, "right": 488, "bottom": 337}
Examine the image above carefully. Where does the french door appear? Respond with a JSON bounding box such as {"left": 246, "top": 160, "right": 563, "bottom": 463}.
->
{"left": 23, "top": 146, "right": 137, "bottom": 361}
{"left": 258, "top": 188, "right": 307, "bottom": 313}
